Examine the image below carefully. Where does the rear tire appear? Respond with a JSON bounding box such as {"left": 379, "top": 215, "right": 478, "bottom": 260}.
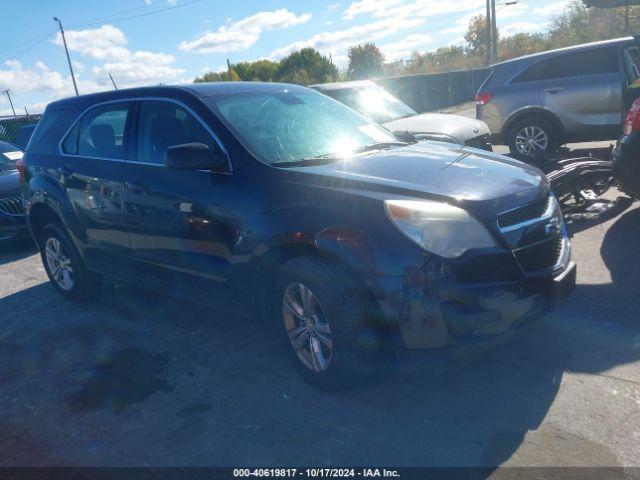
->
{"left": 507, "top": 117, "right": 559, "bottom": 158}
{"left": 39, "top": 223, "right": 102, "bottom": 301}
{"left": 276, "top": 256, "right": 381, "bottom": 391}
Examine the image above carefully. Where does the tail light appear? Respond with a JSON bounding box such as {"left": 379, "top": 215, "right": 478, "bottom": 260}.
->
{"left": 624, "top": 98, "right": 640, "bottom": 135}
{"left": 475, "top": 93, "right": 493, "bottom": 106}
{"left": 16, "top": 158, "right": 25, "bottom": 184}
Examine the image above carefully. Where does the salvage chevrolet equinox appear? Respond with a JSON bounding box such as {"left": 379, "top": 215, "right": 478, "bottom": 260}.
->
{"left": 22, "top": 83, "right": 576, "bottom": 389}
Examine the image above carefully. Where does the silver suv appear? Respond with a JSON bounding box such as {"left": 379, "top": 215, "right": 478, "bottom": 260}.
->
{"left": 476, "top": 37, "right": 639, "bottom": 156}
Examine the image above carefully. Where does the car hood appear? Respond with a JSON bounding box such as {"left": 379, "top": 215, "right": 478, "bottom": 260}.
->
{"left": 382, "top": 113, "right": 490, "bottom": 143}
{"left": 0, "top": 170, "right": 21, "bottom": 198}
{"left": 289, "top": 141, "right": 548, "bottom": 217}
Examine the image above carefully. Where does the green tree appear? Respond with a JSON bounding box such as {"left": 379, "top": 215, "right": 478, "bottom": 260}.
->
{"left": 194, "top": 67, "right": 240, "bottom": 83}
{"left": 498, "top": 33, "right": 548, "bottom": 62}
{"left": 465, "top": 14, "right": 495, "bottom": 57}
{"left": 347, "top": 43, "right": 385, "bottom": 80}
{"left": 233, "top": 59, "right": 279, "bottom": 82}
{"left": 277, "top": 48, "right": 338, "bottom": 85}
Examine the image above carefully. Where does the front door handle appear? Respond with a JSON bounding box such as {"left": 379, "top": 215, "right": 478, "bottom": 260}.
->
{"left": 544, "top": 87, "right": 563, "bottom": 94}
{"left": 124, "top": 178, "right": 148, "bottom": 193}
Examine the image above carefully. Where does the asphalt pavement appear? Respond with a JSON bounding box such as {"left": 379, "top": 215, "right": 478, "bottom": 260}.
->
{"left": 0, "top": 192, "right": 639, "bottom": 469}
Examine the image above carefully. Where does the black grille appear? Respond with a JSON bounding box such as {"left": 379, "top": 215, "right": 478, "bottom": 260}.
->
{"left": 498, "top": 196, "right": 551, "bottom": 229}
{"left": 0, "top": 197, "right": 25, "bottom": 215}
{"left": 514, "top": 235, "right": 563, "bottom": 273}
{"left": 464, "top": 134, "right": 492, "bottom": 151}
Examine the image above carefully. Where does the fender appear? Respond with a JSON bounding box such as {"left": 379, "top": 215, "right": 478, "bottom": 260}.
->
{"left": 26, "top": 169, "right": 86, "bottom": 248}
{"left": 501, "top": 106, "right": 565, "bottom": 140}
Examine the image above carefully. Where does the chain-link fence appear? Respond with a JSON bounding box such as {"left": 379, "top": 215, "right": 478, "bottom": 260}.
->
{"left": 375, "top": 68, "right": 490, "bottom": 113}
{"left": 0, "top": 115, "right": 41, "bottom": 146}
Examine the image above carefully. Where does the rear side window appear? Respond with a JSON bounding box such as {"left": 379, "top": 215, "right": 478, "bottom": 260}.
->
{"left": 62, "top": 102, "right": 131, "bottom": 159}
{"left": 135, "top": 101, "right": 224, "bottom": 165}
{"left": 512, "top": 46, "right": 619, "bottom": 83}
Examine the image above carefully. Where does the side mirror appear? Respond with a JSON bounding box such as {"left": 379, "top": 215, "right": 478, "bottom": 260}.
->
{"left": 163, "top": 142, "right": 228, "bottom": 171}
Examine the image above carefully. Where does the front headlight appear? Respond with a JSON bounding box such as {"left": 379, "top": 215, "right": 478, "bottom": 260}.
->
{"left": 384, "top": 199, "right": 496, "bottom": 258}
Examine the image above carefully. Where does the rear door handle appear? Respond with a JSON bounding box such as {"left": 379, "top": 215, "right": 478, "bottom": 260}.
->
{"left": 124, "top": 178, "right": 148, "bottom": 193}
{"left": 544, "top": 87, "right": 563, "bottom": 94}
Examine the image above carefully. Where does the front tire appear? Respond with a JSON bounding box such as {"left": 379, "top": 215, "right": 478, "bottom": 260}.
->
{"left": 508, "top": 117, "right": 559, "bottom": 157}
{"left": 39, "top": 223, "right": 102, "bottom": 301}
{"left": 276, "top": 256, "right": 381, "bottom": 390}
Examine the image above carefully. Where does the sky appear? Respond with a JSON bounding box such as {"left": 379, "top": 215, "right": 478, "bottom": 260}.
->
{"left": 0, "top": 0, "right": 573, "bottom": 116}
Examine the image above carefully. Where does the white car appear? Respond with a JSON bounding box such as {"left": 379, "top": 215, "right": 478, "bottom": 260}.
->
{"left": 311, "top": 80, "right": 492, "bottom": 150}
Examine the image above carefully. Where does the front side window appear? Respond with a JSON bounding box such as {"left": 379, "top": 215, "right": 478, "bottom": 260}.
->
{"left": 136, "top": 101, "right": 224, "bottom": 165}
{"left": 62, "top": 102, "right": 131, "bottom": 159}
{"left": 328, "top": 85, "right": 417, "bottom": 123}
{"left": 513, "top": 46, "right": 619, "bottom": 83}
{"left": 209, "top": 90, "right": 397, "bottom": 166}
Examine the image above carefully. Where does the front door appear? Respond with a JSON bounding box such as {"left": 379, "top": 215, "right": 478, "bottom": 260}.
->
{"left": 122, "top": 99, "right": 239, "bottom": 297}
{"left": 535, "top": 46, "right": 623, "bottom": 138}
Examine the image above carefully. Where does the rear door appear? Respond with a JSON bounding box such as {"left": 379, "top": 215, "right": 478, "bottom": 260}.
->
{"left": 59, "top": 101, "right": 132, "bottom": 265}
{"left": 121, "top": 99, "right": 237, "bottom": 291}
{"left": 512, "top": 46, "right": 622, "bottom": 138}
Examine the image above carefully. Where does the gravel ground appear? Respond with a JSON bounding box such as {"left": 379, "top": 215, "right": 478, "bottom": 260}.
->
{"left": 0, "top": 192, "right": 639, "bottom": 470}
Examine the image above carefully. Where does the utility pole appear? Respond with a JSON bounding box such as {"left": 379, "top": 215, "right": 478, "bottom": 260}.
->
{"left": 24, "top": 107, "right": 31, "bottom": 122}
{"left": 109, "top": 73, "right": 118, "bottom": 90}
{"left": 53, "top": 17, "right": 79, "bottom": 96}
{"left": 2, "top": 89, "right": 17, "bottom": 119}
{"left": 486, "top": 0, "right": 492, "bottom": 66}
{"left": 491, "top": 0, "right": 498, "bottom": 64}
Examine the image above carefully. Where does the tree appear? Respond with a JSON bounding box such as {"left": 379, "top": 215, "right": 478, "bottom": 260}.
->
{"left": 233, "top": 59, "right": 279, "bottom": 82}
{"left": 194, "top": 67, "right": 240, "bottom": 83}
{"left": 465, "top": 14, "right": 494, "bottom": 57}
{"left": 277, "top": 48, "right": 338, "bottom": 85}
{"left": 498, "top": 33, "right": 548, "bottom": 62}
{"left": 347, "top": 43, "right": 385, "bottom": 80}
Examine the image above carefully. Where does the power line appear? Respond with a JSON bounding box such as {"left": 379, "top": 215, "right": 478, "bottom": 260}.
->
{"left": 0, "top": 0, "right": 206, "bottom": 64}
{"left": 70, "top": 0, "right": 207, "bottom": 28}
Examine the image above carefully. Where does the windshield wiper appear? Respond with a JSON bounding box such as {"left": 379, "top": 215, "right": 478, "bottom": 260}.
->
{"left": 351, "top": 141, "right": 408, "bottom": 154}
{"left": 271, "top": 154, "right": 340, "bottom": 168}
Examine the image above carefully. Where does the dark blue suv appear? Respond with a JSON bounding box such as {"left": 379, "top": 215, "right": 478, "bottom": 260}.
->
{"left": 22, "top": 83, "right": 576, "bottom": 389}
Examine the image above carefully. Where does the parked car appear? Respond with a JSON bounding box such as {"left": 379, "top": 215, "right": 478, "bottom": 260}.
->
{"left": 14, "top": 123, "right": 38, "bottom": 150}
{"left": 0, "top": 141, "right": 27, "bottom": 241}
{"left": 311, "top": 80, "right": 492, "bottom": 150}
{"left": 23, "top": 83, "right": 576, "bottom": 389}
{"left": 612, "top": 96, "right": 640, "bottom": 199}
{"left": 476, "top": 37, "right": 640, "bottom": 157}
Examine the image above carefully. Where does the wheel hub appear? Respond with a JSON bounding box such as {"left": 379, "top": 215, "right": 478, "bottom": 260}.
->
{"left": 515, "top": 125, "right": 549, "bottom": 156}
{"left": 282, "top": 282, "right": 333, "bottom": 372}
{"left": 45, "top": 237, "right": 74, "bottom": 291}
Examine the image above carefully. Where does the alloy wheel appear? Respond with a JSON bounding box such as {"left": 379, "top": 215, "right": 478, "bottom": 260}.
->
{"left": 515, "top": 125, "right": 549, "bottom": 156}
{"left": 282, "top": 282, "right": 333, "bottom": 372}
{"left": 45, "top": 237, "right": 74, "bottom": 291}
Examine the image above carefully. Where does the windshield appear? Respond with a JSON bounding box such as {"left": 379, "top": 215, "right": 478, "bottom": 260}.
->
{"left": 327, "top": 85, "right": 417, "bottom": 123}
{"left": 209, "top": 90, "right": 397, "bottom": 166}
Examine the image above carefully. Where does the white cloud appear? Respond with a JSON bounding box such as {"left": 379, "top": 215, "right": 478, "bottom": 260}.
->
{"left": 343, "top": 0, "right": 483, "bottom": 20}
{"left": 179, "top": 9, "right": 311, "bottom": 54}
{"left": 55, "top": 25, "right": 185, "bottom": 88}
{"left": 500, "top": 21, "right": 549, "bottom": 36}
{"left": 380, "top": 33, "right": 434, "bottom": 61}
{"left": 0, "top": 59, "right": 106, "bottom": 107}
{"left": 343, "top": 0, "right": 402, "bottom": 20}
{"left": 534, "top": 0, "right": 572, "bottom": 17}
{"left": 55, "top": 25, "right": 129, "bottom": 61}
{"left": 269, "top": 16, "right": 425, "bottom": 63}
